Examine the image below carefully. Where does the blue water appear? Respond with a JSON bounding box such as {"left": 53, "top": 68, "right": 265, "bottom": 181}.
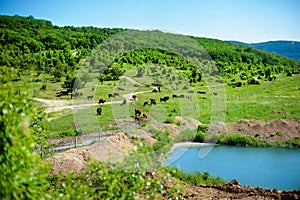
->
{"left": 165, "top": 145, "right": 300, "bottom": 190}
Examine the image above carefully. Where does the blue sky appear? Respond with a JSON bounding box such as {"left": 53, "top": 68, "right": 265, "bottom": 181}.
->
{"left": 0, "top": 0, "right": 299, "bottom": 43}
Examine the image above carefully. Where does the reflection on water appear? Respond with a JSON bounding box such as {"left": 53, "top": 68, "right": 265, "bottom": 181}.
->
{"left": 165, "top": 145, "right": 300, "bottom": 190}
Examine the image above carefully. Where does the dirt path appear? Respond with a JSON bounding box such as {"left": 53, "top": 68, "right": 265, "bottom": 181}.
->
{"left": 33, "top": 89, "right": 151, "bottom": 113}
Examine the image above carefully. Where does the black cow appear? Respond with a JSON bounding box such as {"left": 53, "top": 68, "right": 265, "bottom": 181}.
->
{"left": 87, "top": 95, "right": 94, "bottom": 101}
{"left": 160, "top": 96, "right": 169, "bottom": 102}
{"left": 71, "top": 92, "right": 83, "bottom": 99}
{"left": 96, "top": 107, "right": 102, "bottom": 115}
{"left": 150, "top": 98, "right": 157, "bottom": 105}
{"left": 98, "top": 99, "right": 106, "bottom": 104}
{"left": 172, "top": 94, "right": 178, "bottom": 98}
{"left": 120, "top": 99, "right": 127, "bottom": 106}
{"left": 143, "top": 101, "right": 149, "bottom": 106}
{"left": 108, "top": 93, "right": 120, "bottom": 98}
{"left": 198, "top": 91, "right": 206, "bottom": 94}
{"left": 132, "top": 95, "right": 137, "bottom": 101}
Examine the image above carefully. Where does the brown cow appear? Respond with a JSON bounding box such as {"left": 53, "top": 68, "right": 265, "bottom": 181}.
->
{"left": 135, "top": 113, "right": 148, "bottom": 125}
{"left": 135, "top": 116, "right": 141, "bottom": 125}
{"left": 135, "top": 108, "right": 142, "bottom": 116}
{"left": 96, "top": 107, "right": 102, "bottom": 115}
{"left": 142, "top": 113, "right": 148, "bottom": 119}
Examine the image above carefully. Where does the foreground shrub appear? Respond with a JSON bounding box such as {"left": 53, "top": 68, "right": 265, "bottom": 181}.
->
{"left": 0, "top": 81, "right": 50, "bottom": 199}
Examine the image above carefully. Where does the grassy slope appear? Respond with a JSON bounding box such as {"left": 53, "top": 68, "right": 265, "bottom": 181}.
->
{"left": 43, "top": 73, "right": 299, "bottom": 138}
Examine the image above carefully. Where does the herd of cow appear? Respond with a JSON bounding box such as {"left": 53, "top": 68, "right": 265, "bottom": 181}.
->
{"left": 95, "top": 91, "right": 203, "bottom": 125}
{"left": 69, "top": 87, "right": 211, "bottom": 125}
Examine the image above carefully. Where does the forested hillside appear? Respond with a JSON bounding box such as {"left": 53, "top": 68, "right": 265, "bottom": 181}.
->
{"left": 229, "top": 40, "right": 300, "bottom": 61}
{"left": 0, "top": 15, "right": 123, "bottom": 82}
{"left": 1, "top": 15, "right": 299, "bottom": 88}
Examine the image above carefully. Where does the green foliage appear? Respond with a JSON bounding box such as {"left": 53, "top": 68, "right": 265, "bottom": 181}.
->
{"left": 152, "top": 131, "right": 173, "bottom": 153}
{"left": 166, "top": 167, "right": 226, "bottom": 186}
{"left": 0, "top": 80, "right": 50, "bottom": 199}
{"left": 218, "top": 134, "right": 259, "bottom": 146}
{"left": 47, "top": 161, "right": 183, "bottom": 199}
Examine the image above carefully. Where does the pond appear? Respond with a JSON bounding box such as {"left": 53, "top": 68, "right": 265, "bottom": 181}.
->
{"left": 165, "top": 144, "right": 300, "bottom": 190}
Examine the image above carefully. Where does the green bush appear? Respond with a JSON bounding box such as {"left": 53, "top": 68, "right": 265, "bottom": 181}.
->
{"left": 166, "top": 167, "right": 226, "bottom": 186}
{"left": 193, "top": 132, "right": 206, "bottom": 142}
{"left": 218, "top": 134, "right": 259, "bottom": 146}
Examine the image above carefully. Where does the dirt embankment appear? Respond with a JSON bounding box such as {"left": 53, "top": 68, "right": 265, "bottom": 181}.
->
{"left": 222, "top": 119, "right": 300, "bottom": 142}
{"left": 46, "top": 132, "right": 135, "bottom": 175}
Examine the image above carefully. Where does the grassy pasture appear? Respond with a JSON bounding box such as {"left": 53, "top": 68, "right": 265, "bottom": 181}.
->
{"left": 40, "top": 73, "right": 299, "bottom": 138}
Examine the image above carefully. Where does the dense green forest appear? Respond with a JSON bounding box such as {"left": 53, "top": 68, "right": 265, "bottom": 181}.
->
{"left": 1, "top": 15, "right": 299, "bottom": 88}
{"left": 1, "top": 15, "right": 300, "bottom": 199}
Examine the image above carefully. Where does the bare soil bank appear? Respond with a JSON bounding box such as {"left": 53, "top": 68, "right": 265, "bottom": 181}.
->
{"left": 222, "top": 119, "right": 300, "bottom": 142}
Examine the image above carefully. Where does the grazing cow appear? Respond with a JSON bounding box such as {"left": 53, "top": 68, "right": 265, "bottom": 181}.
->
{"left": 134, "top": 116, "right": 141, "bottom": 125}
{"left": 132, "top": 95, "right": 137, "bottom": 101}
{"left": 135, "top": 113, "right": 148, "bottom": 125}
{"left": 172, "top": 94, "right": 178, "bottom": 98}
{"left": 150, "top": 98, "right": 157, "bottom": 105}
{"left": 87, "top": 95, "right": 94, "bottom": 101}
{"left": 212, "top": 92, "right": 217, "bottom": 95}
{"left": 186, "top": 95, "right": 192, "bottom": 101}
{"left": 178, "top": 94, "right": 185, "bottom": 98}
{"left": 135, "top": 108, "right": 142, "bottom": 116}
{"left": 108, "top": 93, "right": 120, "bottom": 98}
{"left": 71, "top": 92, "right": 83, "bottom": 99}
{"left": 96, "top": 107, "right": 102, "bottom": 115}
{"left": 120, "top": 99, "right": 127, "bottom": 106}
{"left": 198, "top": 90, "right": 206, "bottom": 94}
{"left": 98, "top": 99, "right": 106, "bottom": 104}
{"left": 142, "top": 113, "right": 148, "bottom": 119}
{"left": 160, "top": 96, "right": 169, "bottom": 102}
{"left": 143, "top": 101, "right": 149, "bottom": 106}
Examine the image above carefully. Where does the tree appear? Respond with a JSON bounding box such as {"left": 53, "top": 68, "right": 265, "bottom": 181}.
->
{"left": 62, "top": 75, "right": 83, "bottom": 93}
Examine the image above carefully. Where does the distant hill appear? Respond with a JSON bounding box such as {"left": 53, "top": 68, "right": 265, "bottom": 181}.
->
{"left": 229, "top": 40, "right": 300, "bottom": 61}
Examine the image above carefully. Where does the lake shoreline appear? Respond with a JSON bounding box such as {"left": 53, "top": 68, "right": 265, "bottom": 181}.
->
{"left": 166, "top": 143, "right": 300, "bottom": 191}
